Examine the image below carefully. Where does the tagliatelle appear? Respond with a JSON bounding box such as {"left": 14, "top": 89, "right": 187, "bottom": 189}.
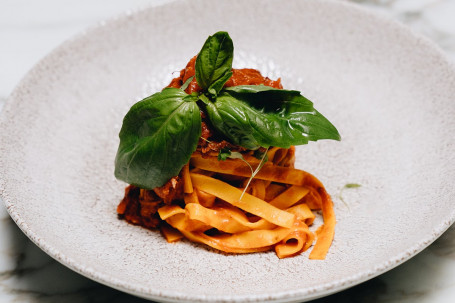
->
{"left": 144, "top": 149, "right": 336, "bottom": 259}
{"left": 190, "top": 173, "right": 295, "bottom": 228}
{"left": 190, "top": 153, "right": 322, "bottom": 187}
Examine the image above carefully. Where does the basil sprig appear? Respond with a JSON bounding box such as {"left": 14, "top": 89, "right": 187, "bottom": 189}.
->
{"left": 115, "top": 31, "right": 340, "bottom": 189}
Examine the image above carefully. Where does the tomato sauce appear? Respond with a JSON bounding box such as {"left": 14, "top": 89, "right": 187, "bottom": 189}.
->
{"left": 118, "top": 56, "right": 284, "bottom": 229}
{"left": 167, "top": 56, "right": 283, "bottom": 93}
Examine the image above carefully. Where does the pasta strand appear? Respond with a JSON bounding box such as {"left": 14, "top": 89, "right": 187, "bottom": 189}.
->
{"left": 190, "top": 173, "right": 295, "bottom": 228}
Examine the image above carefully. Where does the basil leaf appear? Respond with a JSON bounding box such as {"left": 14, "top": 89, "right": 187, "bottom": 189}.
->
{"left": 228, "top": 151, "right": 244, "bottom": 160}
{"left": 205, "top": 85, "right": 340, "bottom": 149}
{"left": 208, "top": 71, "right": 233, "bottom": 96}
{"left": 115, "top": 88, "right": 201, "bottom": 189}
{"left": 344, "top": 183, "right": 361, "bottom": 189}
{"left": 195, "top": 31, "right": 233, "bottom": 96}
{"left": 217, "top": 147, "right": 231, "bottom": 161}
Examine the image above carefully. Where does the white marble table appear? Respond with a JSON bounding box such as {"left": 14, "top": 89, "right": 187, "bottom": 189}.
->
{"left": 1, "top": 0, "right": 454, "bottom": 302}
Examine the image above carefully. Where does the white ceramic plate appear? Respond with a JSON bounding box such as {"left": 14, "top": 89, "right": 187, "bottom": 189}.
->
{"left": 1, "top": 0, "right": 455, "bottom": 302}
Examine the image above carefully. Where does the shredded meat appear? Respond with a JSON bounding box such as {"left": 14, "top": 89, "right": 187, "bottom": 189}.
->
{"left": 167, "top": 56, "right": 282, "bottom": 94}
{"left": 117, "top": 179, "right": 183, "bottom": 229}
{"left": 117, "top": 185, "right": 162, "bottom": 228}
{"left": 152, "top": 176, "right": 184, "bottom": 204}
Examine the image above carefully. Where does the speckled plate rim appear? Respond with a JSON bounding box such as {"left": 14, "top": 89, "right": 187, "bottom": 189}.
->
{"left": 1, "top": 0, "right": 455, "bottom": 302}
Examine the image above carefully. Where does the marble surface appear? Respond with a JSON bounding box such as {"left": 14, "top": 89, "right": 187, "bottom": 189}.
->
{"left": 0, "top": 0, "right": 454, "bottom": 302}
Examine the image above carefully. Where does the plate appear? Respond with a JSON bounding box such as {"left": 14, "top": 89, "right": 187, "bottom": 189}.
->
{"left": 1, "top": 0, "right": 455, "bottom": 302}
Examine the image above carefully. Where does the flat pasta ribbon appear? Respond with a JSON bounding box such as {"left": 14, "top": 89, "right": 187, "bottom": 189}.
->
{"left": 155, "top": 157, "right": 336, "bottom": 259}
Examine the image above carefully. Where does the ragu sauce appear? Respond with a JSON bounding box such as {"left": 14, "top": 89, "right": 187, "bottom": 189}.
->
{"left": 118, "top": 56, "right": 284, "bottom": 229}
{"left": 167, "top": 56, "right": 283, "bottom": 94}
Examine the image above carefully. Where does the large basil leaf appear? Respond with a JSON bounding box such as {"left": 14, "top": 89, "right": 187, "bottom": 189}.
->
{"left": 115, "top": 88, "right": 201, "bottom": 189}
{"left": 195, "top": 31, "right": 233, "bottom": 96}
{"left": 205, "top": 85, "right": 340, "bottom": 149}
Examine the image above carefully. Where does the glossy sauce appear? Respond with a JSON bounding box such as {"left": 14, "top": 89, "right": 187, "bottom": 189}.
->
{"left": 167, "top": 56, "right": 283, "bottom": 93}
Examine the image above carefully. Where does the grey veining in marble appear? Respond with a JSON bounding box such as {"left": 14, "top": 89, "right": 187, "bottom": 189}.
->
{"left": 1, "top": 0, "right": 454, "bottom": 302}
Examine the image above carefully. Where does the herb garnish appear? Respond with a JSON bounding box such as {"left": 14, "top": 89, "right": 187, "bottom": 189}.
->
{"left": 115, "top": 31, "right": 341, "bottom": 189}
{"left": 338, "top": 183, "right": 362, "bottom": 209}
{"left": 218, "top": 147, "right": 269, "bottom": 200}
